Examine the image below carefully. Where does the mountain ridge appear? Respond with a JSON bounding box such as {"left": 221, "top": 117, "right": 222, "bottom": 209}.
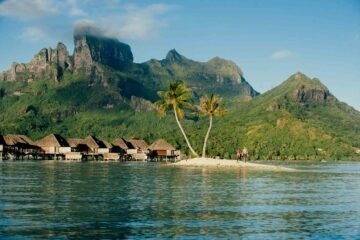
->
{"left": 0, "top": 33, "right": 258, "bottom": 99}
{"left": 0, "top": 33, "right": 359, "bottom": 160}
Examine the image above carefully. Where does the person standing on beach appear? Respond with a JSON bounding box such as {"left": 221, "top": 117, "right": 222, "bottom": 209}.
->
{"left": 236, "top": 148, "right": 241, "bottom": 162}
{"left": 242, "top": 147, "right": 248, "bottom": 163}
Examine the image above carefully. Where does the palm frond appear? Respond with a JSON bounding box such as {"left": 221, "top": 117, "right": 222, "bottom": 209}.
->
{"left": 194, "top": 94, "right": 227, "bottom": 117}
{"left": 154, "top": 99, "right": 168, "bottom": 118}
{"left": 174, "top": 105, "right": 185, "bottom": 119}
{"left": 156, "top": 81, "right": 193, "bottom": 119}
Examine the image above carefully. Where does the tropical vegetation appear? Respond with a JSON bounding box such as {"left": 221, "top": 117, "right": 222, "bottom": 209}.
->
{"left": 194, "top": 94, "right": 226, "bottom": 158}
{"left": 155, "top": 81, "right": 198, "bottom": 157}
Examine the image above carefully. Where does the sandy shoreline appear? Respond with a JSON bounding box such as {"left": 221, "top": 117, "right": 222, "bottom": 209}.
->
{"left": 170, "top": 158, "right": 294, "bottom": 171}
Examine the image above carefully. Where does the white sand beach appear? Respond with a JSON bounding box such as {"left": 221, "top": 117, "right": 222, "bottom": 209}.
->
{"left": 171, "top": 158, "right": 294, "bottom": 171}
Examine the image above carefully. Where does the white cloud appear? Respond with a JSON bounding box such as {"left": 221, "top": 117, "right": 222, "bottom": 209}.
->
{"left": 19, "top": 27, "right": 50, "bottom": 42}
{"left": 66, "top": 0, "right": 87, "bottom": 17}
{"left": 74, "top": 3, "right": 176, "bottom": 41}
{"left": 270, "top": 50, "right": 294, "bottom": 59}
{"left": 69, "top": 7, "right": 86, "bottom": 17}
{"left": 0, "top": 0, "right": 58, "bottom": 19}
{"left": 0, "top": 0, "right": 89, "bottom": 19}
{"left": 115, "top": 3, "right": 174, "bottom": 40}
{"left": 2, "top": 1, "right": 175, "bottom": 42}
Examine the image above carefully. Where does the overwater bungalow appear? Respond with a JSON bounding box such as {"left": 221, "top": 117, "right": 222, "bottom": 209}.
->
{"left": 72, "top": 135, "right": 119, "bottom": 160}
{"left": 68, "top": 138, "right": 88, "bottom": 152}
{"left": 102, "top": 140, "right": 113, "bottom": 151}
{"left": 66, "top": 138, "right": 88, "bottom": 160}
{"left": 2, "top": 134, "right": 42, "bottom": 160}
{"left": 102, "top": 140, "right": 120, "bottom": 160}
{"left": 149, "top": 139, "right": 180, "bottom": 161}
{"left": 83, "top": 135, "right": 110, "bottom": 154}
{"left": 126, "top": 139, "right": 149, "bottom": 161}
{"left": 112, "top": 138, "right": 129, "bottom": 154}
{"left": 112, "top": 137, "right": 130, "bottom": 160}
{"left": 36, "top": 134, "right": 71, "bottom": 159}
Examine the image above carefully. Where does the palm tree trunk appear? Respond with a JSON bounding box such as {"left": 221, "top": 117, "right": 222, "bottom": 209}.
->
{"left": 202, "top": 114, "right": 213, "bottom": 158}
{"left": 173, "top": 106, "right": 198, "bottom": 157}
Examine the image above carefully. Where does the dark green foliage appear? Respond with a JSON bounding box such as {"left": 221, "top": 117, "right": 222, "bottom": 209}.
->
{"left": 0, "top": 88, "right": 5, "bottom": 98}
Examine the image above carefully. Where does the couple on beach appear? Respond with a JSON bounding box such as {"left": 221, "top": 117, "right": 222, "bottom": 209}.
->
{"left": 236, "top": 147, "right": 248, "bottom": 162}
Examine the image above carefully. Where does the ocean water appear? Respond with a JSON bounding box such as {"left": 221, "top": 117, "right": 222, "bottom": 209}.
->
{"left": 0, "top": 161, "right": 359, "bottom": 239}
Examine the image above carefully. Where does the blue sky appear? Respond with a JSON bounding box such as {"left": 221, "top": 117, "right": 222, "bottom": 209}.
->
{"left": 0, "top": 0, "right": 359, "bottom": 110}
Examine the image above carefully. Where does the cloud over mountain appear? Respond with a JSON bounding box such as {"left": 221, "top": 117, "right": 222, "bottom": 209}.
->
{"left": 0, "top": 0, "right": 175, "bottom": 42}
{"left": 74, "top": 3, "right": 176, "bottom": 40}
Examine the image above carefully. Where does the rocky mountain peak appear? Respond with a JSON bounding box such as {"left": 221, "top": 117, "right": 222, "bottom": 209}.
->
{"left": 287, "top": 72, "right": 328, "bottom": 89}
{"left": 0, "top": 30, "right": 258, "bottom": 99}
{"left": 283, "top": 72, "right": 332, "bottom": 102}
{"left": 73, "top": 34, "right": 133, "bottom": 75}
{"left": 206, "top": 57, "right": 244, "bottom": 85}
{"left": 263, "top": 72, "right": 334, "bottom": 112}
{"left": 165, "top": 49, "right": 186, "bottom": 63}
{"left": 0, "top": 31, "right": 135, "bottom": 83}
{"left": 294, "top": 84, "right": 331, "bottom": 102}
{"left": 293, "top": 71, "right": 307, "bottom": 80}
{"left": 54, "top": 42, "right": 71, "bottom": 69}
{"left": 0, "top": 42, "right": 72, "bottom": 82}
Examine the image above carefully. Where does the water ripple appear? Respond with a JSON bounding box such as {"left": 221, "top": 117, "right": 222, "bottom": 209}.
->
{"left": 0, "top": 161, "right": 360, "bottom": 239}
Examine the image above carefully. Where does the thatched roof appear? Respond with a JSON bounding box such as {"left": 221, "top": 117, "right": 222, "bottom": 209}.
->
{"left": 3, "top": 134, "right": 36, "bottom": 146}
{"left": 112, "top": 138, "right": 129, "bottom": 150}
{"left": 127, "top": 139, "right": 149, "bottom": 151}
{"left": 102, "top": 140, "right": 113, "bottom": 148}
{"left": 36, "top": 134, "right": 69, "bottom": 147}
{"left": 67, "top": 138, "right": 84, "bottom": 148}
{"left": 149, "top": 139, "right": 176, "bottom": 151}
{"left": 83, "top": 135, "right": 107, "bottom": 149}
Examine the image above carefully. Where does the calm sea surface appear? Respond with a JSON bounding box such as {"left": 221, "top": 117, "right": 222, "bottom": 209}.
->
{"left": 0, "top": 161, "right": 360, "bottom": 239}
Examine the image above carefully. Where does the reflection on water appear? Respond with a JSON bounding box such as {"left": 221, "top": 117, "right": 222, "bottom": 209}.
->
{"left": 0, "top": 161, "right": 360, "bottom": 239}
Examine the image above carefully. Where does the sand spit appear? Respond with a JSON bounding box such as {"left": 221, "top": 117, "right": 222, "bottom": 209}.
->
{"left": 171, "top": 158, "right": 294, "bottom": 171}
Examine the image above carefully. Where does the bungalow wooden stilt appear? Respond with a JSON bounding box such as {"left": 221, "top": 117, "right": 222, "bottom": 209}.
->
{"left": 149, "top": 139, "right": 180, "bottom": 162}
{"left": 126, "top": 139, "right": 149, "bottom": 161}
{"left": 66, "top": 138, "right": 87, "bottom": 160}
{"left": 2, "top": 134, "right": 43, "bottom": 160}
{"left": 36, "top": 134, "right": 71, "bottom": 160}
{"left": 0, "top": 135, "right": 4, "bottom": 160}
{"left": 111, "top": 138, "right": 130, "bottom": 161}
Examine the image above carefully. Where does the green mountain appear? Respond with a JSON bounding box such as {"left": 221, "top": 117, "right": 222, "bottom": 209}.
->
{"left": 207, "top": 72, "right": 360, "bottom": 160}
{"left": 0, "top": 33, "right": 359, "bottom": 160}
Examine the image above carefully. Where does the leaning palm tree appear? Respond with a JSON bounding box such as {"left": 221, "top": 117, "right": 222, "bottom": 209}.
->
{"left": 195, "top": 94, "right": 226, "bottom": 158}
{"left": 155, "top": 81, "right": 199, "bottom": 157}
